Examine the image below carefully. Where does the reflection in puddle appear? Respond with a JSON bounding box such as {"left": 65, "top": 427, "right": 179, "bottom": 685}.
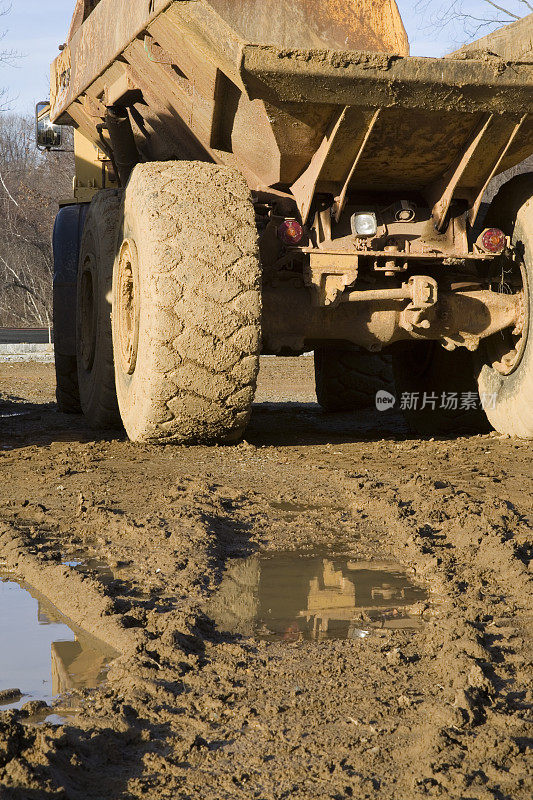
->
{"left": 208, "top": 555, "right": 428, "bottom": 642}
{"left": 62, "top": 556, "right": 115, "bottom": 582}
{"left": 0, "top": 571, "right": 117, "bottom": 714}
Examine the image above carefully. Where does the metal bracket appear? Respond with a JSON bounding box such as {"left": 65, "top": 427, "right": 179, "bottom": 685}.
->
{"left": 468, "top": 114, "right": 527, "bottom": 226}
{"left": 290, "top": 107, "right": 348, "bottom": 224}
{"left": 305, "top": 252, "right": 359, "bottom": 307}
{"left": 427, "top": 113, "right": 527, "bottom": 232}
{"left": 291, "top": 107, "right": 381, "bottom": 225}
{"left": 400, "top": 276, "right": 438, "bottom": 332}
{"left": 333, "top": 110, "right": 381, "bottom": 223}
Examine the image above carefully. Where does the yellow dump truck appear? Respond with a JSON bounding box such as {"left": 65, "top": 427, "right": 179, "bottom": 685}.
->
{"left": 42, "top": 1, "right": 533, "bottom": 441}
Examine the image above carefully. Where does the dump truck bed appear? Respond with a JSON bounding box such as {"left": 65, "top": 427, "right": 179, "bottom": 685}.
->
{"left": 452, "top": 12, "right": 532, "bottom": 61}
{"left": 51, "top": 0, "right": 533, "bottom": 204}
{"left": 48, "top": 4, "right": 533, "bottom": 446}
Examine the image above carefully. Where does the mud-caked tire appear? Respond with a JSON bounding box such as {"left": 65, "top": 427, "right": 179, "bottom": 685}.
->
{"left": 476, "top": 174, "right": 533, "bottom": 438}
{"left": 392, "top": 342, "right": 490, "bottom": 436}
{"left": 314, "top": 345, "right": 393, "bottom": 411}
{"left": 112, "top": 161, "right": 261, "bottom": 444}
{"left": 76, "top": 190, "right": 122, "bottom": 429}
{"left": 55, "top": 354, "right": 81, "bottom": 414}
{"left": 53, "top": 204, "right": 88, "bottom": 414}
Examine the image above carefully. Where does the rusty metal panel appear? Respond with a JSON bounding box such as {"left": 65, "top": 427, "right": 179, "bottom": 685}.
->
{"left": 207, "top": 0, "right": 409, "bottom": 54}
{"left": 51, "top": 0, "right": 174, "bottom": 121}
{"left": 241, "top": 46, "right": 533, "bottom": 114}
{"left": 53, "top": 0, "right": 407, "bottom": 123}
{"left": 451, "top": 13, "right": 532, "bottom": 61}
{"left": 51, "top": 0, "right": 532, "bottom": 199}
{"left": 333, "top": 109, "right": 481, "bottom": 192}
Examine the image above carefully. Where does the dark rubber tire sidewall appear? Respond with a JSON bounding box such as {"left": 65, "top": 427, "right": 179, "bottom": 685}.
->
{"left": 55, "top": 353, "right": 81, "bottom": 414}
{"left": 314, "top": 346, "right": 393, "bottom": 411}
{"left": 392, "top": 341, "right": 490, "bottom": 436}
{"left": 76, "top": 190, "right": 122, "bottom": 429}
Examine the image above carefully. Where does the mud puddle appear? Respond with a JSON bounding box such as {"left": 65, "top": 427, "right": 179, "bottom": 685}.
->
{"left": 0, "top": 569, "right": 117, "bottom": 715}
{"left": 208, "top": 554, "right": 428, "bottom": 642}
{"left": 269, "top": 500, "right": 332, "bottom": 513}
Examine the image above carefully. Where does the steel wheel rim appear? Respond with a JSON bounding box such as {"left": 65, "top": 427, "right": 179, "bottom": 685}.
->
{"left": 487, "top": 257, "right": 528, "bottom": 377}
{"left": 116, "top": 239, "right": 140, "bottom": 376}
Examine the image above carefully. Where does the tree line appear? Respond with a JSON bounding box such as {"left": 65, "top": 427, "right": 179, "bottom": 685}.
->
{"left": 415, "top": 1, "right": 532, "bottom": 40}
{"left": 0, "top": 1, "right": 530, "bottom": 327}
{"left": 0, "top": 114, "right": 73, "bottom": 327}
{"left": 0, "top": 1, "right": 73, "bottom": 328}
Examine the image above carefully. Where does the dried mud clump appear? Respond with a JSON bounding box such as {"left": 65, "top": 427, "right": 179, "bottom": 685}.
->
{"left": 0, "top": 360, "right": 531, "bottom": 799}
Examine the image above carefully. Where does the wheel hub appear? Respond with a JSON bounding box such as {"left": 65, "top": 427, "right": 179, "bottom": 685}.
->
{"left": 116, "top": 239, "right": 140, "bottom": 375}
{"left": 489, "top": 259, "right": 529, "bottom": 377}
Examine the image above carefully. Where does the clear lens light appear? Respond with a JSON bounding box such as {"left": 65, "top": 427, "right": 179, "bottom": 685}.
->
{"left": 351, "top": 213, "right": 378, "bottom": 238}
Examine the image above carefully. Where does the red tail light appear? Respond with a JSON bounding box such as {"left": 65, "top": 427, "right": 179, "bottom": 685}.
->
{"left": 278, "top": 219, "right": 304, "bottom": 245}
{"left": 481, "top": 228, "right": 506, "bottom": 254}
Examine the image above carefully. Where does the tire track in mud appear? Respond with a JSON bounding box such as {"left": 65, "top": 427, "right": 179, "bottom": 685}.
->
{"left": 1, "top": 364, "right": 531, "bottom": 799}
{"left": 0, "top": 492, "right": 255, "bottom": 799}
{"left": 0, "top": 442, "right": 531, "bottom": 800}
{"left": 340, "top": 469, "right": 532, "bottom": 798}
{"left": 213, "top": 447, "right": 533, "bottom": 798}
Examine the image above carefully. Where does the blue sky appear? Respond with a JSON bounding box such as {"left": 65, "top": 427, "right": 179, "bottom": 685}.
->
{"left": 0, "top": 1, "right": 528, "bottom": 116}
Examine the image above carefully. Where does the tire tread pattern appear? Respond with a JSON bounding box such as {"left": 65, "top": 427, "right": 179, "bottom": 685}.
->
{"left": 477, "top": 173, "right": 533, "bottom": 437}
{"left": 115, "top": 162, "right": 261, "bottom": 444}
{"left": 55, "top": 353, "right": 81, "bottom": 414}
{"left": 315, "top": 346, "right": 393, "bottom": 411}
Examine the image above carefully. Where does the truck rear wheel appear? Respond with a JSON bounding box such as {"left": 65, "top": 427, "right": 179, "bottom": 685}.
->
{"left": 392, "top": 342, "right": 489, "bottom": 436}
{"left": 112, "top": 162, "right": 261, "bottom": 444}
{"left": 55, "top": 354, "right": 81, "bottom": 414}
{"left": 76, "top": 190, "right": 122, "bottom": 429}
{"left": 52, "top": 204, "right": 88, "bottom": 414}
{"left": 314, "top": 345, "right": 393, "bottom": 411}
{"left": 476, "top": 174, "right": 533, "bottom": 438}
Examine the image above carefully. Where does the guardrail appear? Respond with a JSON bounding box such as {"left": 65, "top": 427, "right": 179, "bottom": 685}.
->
{"left": 0, "top": 328, "right": 53, "bottom": 345}
{"left": 0, "top": 329, "right": 54, "bottom": 362}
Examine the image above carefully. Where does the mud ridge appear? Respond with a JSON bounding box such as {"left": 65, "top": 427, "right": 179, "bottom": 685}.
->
{"left": 0, "top": 360, "right": 531, "bottom": 798}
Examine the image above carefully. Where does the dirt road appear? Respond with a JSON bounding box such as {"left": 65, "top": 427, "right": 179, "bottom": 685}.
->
{"left": 0, "top": 358, "right": 531, "bottom": 799}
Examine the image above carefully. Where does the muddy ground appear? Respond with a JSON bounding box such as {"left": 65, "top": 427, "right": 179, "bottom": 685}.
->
{"left": 0, "top": 357, "right": 531, "bottom": 799}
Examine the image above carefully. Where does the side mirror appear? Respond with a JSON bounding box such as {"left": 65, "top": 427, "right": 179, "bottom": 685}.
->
{"left": 36, "top": 101, "right": 62, "bottom": 150}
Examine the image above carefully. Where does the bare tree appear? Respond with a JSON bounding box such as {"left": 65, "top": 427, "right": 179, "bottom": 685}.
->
{"left": 0, "top": 3, "right": 19, "bottom": 109}
{"left": 0, "top": 114, "right": 74, "bottom": 327}
{"left": 415, "top": 0, "right": 532, "bottom": 40}
{"left": 0, "top": 3, "right": 74, "bottom": 327}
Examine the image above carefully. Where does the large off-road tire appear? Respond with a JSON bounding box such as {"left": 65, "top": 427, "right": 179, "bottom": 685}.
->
{"left": 55, "top": 354, "right": 81, "bottom": 414}
{"left": 112, "top": 161, "right": 261, "bottom": 444}
{"left": 52, "top": 204, "right": 88, "bottom": 413}
{"left": 76, "top": 190, "right": 122, "bottom": 429}
{"left": 392, "top": 342, "right": 490, "bottom": 436}
{"left": 314, "top": 345, "right": 393, "bottom": 411}
{"left": 476, "top": 174, "right": 533, "bottom": 438}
